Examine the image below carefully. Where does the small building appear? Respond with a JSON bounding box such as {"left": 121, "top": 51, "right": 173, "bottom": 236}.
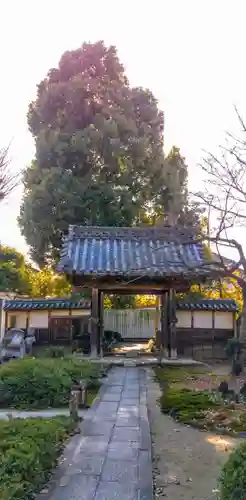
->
{"left": 175, "top": 298, "right": 238, "bottom": 360}
{"left": 57, "top": 224, "right": 226, "bottom": 358}
{"left": 1, "top": 298, "right": 90, "bottom": 344}
{"left": 0, "top": 297, "right": 238, "bottom": 362}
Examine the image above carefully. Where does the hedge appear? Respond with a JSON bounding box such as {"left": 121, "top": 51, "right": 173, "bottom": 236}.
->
{"left": 219, "top": 441, "right": 246, "bottom": 500}
{"left": 0, "top": 357, "right": 101, "bottom": 409}
{"left": 0, "top": 416, "right": 76, "bottom": 500}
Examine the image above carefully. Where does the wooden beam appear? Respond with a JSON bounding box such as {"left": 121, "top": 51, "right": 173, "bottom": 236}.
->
{"left": 71, "top": 275, "right": 194, "bottom": 291}
{"left": 73, "top": 284, "right": 191, "bottom": 294}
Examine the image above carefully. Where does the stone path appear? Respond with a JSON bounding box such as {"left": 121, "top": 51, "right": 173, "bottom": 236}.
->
{"left": 37, "top": 366, "right": 153, "bottom": 500}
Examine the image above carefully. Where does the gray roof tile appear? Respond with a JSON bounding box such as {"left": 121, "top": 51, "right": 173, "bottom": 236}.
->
{"left": 177, "top": 299, "right": 238, "bottom": 312}
{"left": 57, "top": 225, "right": 213, "bottom": 278}
{"left": 4, "top": 298, "right": 91, "bottom": 311}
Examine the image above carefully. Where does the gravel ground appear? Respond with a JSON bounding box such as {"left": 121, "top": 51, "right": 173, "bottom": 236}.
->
{"left": 147, "top": 369, "right": 241, "bottom": 500}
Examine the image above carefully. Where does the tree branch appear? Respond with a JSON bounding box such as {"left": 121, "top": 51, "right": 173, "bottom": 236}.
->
{"left": 0, "top": 145, "right": 20, "bottom": 200}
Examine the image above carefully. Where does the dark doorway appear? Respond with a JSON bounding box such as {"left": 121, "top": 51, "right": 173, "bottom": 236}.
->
{"left": 49, "top": 317, "right": 71, "bottom": 344}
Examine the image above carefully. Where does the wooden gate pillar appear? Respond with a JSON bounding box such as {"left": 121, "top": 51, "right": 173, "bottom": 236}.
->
{"left": 169, "top": 288, "right": 177, "bottom": 358}
{"left": 160, "top": 292, "right": 169, "bottom": 357}
{"left": 91, "top": 288, "right": 99, "bottom": 357}
{"left": 91, "top": 288, "right": 104, "bottom": 357}
{"left": 98, "top": 291, "right": 104, "bottom": 356}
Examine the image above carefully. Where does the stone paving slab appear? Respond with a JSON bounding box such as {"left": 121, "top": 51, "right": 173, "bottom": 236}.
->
{"left": 36, "top": 366, "right": 153, "bottom": 500}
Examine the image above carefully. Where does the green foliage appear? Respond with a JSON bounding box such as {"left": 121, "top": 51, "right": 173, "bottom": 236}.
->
{"left": 0, "top": 245, "right": 31, "bottom": 294}
{"left": 104, "top": 294, "right": 136, "bottom": 309}
{"left": 225, "top": 337, "right": 243, "bottom": 357}
{"left": 219, "top": 441, "right": 246, "bottom": 500}
{"left": 43, "top": 345, "right": 67, "bottom": 358}
{"left": 225, "top": 338, "right": 243, "bottom": 375}
{"left": 155, "top": 365, "right": 206, "bottom": 384}
{"left": 0, "top": 357, "right": 101, "bottom": 409}
{"left": 0, "top": 416, "right": 75, "bottom": 500}
{"left": 19, "top": 41, "right": 165, "bottom": 265}
{"left": 152, "top": 146, "right": 202, "bottom": 228}
{"left": 103, "top": 330, "right": 122, "bottom": 352}
{"left": 32, "top": 345, "right": 72, "bottom": 358}
{"left": 159, "top": 386, "right": 218, "bottom": 422}
{"left": 18, "top": 40, "right": 200, "bottom": 266}
{"left": 0, "top": 243, "right": 71, "bottom": 298}
{"left": 26, "top": 266, "right": 72, "bottom": 298}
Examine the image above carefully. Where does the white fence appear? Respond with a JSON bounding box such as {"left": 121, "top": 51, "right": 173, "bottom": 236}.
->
{"left": 104, "top": 309, "right": 158, "bottom": 339}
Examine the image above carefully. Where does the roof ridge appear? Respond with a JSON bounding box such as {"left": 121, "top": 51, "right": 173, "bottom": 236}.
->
{"left": 66, "top": 224, "right": 197, "bottom": 241}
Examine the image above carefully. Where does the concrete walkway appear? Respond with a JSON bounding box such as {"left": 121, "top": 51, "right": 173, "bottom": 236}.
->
{"left": 37, "top": 366, "right": 153, "bottom": 500}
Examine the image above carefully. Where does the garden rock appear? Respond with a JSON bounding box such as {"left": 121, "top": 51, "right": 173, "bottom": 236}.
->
{"left": 218, "top": 381, "right": 229, "bottom": 396}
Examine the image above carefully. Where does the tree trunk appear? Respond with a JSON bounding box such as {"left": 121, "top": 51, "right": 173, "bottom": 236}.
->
{"left": 239, "top": 283, "right": 246, "bottom": 341}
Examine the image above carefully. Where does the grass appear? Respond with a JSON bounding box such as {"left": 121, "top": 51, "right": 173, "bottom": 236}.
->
{"left": 0, "top": 416, "right": 76, "bottom": 500}
{"left": 155, "top": 366, "right": 246, "bottom": 435}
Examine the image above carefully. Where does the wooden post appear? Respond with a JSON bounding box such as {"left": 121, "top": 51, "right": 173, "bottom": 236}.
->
{"left": 91, "top": 288, "right": 99, "bottom": 357}
{"left": 26, "top": 312, "right": 29, "bottom": 331}
{"left": 155, "top": 295, "right": 160, "bottom": 337}
{"left": 69, "top": 384, "right": 80, "bottom": 421}
{"left": 169, "top": 288, "right": 177, "bottom": 358}
{"left": 79, "top": 380, "right": 88, "bottom": 407}
{"left": 160, "top": 292, "right": 168, "bottom": 358}
{"left": 233, "top": 311, "right": 238, "bottom": 338}
{"left": 0, "top": 299, "right": 5, "bottom": 341}
{"left": 69, "top": 308, "right": 73, "bottom": 346}
{"left": 48, "top": 311, "right": 51, "bottom": 344}
{"left": 98, "top": 291, "right": 104, "bottom": 357}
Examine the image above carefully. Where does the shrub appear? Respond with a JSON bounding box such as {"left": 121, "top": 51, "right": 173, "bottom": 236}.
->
{"left": 225, "top": 338, "right": 243, "bottom": 376}
{"left": 219, "top": 441, "right": 246, "bottom": 500}
{"left": 159, "top": 387, "right": 219, "bottom": 422}
{"left": 103, "top": 330, "right": 122, "bottom": 352}
{"left": 0, "top": 357, "right": 101, "bottom": 409}
{"left": 44, "top": 345, "right": 67, "bottom": 358}
{"left": 0, "top": 416, "right": 75, "bottom": 500}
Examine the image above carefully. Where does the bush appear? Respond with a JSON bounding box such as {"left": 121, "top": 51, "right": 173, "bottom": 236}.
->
{"left": 0, "top": 357, "right": 101, "bottom": 409}
{"left": 159, "top": 387, "right": 219, "bottom": 422}
{"left": 219, "top": 441, "right": 246, "bottom": 500}
{"left": 44, "top": 345, "right": 67, "bottom": 358}
{"left": 103, "top": 330, "right": 122, "bottom": 352}
{"left": 0, "top": 416, "right": 75, "bottom": 500}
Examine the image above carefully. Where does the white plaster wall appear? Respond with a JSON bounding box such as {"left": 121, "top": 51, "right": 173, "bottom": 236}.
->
{"left": 193, "top": 311, "right": 213, "bottom": 329}
{"left": 50, "top": 310, "right": 70, "bottom": 317}
{"left": 214, "top": 311, "right": 233, "bottom": 329}
{"left": 7, "top": 312, "right": 28, "bottom": 329}
{"left": 176, "top": 311, "right": 192, "bottom": 328}
{"left": 71, "top": 310, "right": 90, "bottom": 317}
{"left": 29, "top": 311, "right": 49, "bottom": 328}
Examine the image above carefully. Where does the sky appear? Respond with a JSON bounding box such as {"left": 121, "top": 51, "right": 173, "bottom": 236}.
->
{"left": 1, "top": 0, "right": 246, "bottom": 258}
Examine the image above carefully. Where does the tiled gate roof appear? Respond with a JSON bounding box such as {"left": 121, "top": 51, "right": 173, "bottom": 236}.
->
{"left": 57, "top": 225, "right": 214, "bottom": 278}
